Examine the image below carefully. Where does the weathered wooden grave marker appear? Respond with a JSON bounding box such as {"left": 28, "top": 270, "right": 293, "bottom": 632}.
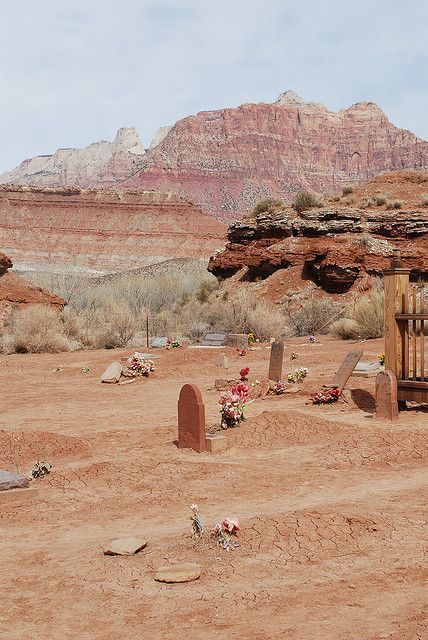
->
{"left": 268, "top": 339, "right": 284, "bottom": 381}
{"left": 375, "top": 370, "right": 399, "bottom": 420}
{"left": 328, "top": 348, "right": 363, "bottom": 392}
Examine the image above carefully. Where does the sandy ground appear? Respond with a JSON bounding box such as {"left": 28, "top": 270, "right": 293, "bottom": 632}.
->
{"left": 0, "top": 337, "right": 426, "bottom": 640}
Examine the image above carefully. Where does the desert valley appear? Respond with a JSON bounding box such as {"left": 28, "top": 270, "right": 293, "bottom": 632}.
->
{"left": 0, "top": 21, "right": 427, "bottom": 638}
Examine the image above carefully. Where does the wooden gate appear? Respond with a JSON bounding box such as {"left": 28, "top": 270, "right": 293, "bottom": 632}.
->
{"left": 384, "top": 250, "right": 427, "bottom": 404}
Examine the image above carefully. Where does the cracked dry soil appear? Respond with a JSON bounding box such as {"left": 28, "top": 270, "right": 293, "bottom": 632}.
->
{"left": 0, "top": 337, "right": 427, "bottom": 640}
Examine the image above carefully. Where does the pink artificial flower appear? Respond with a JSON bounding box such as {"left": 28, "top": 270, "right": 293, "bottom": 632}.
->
{"left": 223, "top": 517, "right": 240, "bottom": 533}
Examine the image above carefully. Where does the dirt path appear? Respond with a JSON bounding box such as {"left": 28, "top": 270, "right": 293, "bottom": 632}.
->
{"left": 0, "top": 337, "right": 426, "bottom": 639}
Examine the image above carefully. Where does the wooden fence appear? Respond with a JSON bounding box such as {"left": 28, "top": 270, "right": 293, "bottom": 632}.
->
{"left": 384, "top": 250, "right": 427, "bottom": 404}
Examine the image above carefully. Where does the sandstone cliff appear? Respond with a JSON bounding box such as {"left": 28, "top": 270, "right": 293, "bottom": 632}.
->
{"left": 208, "top": 172, "right": 428, "bottom": 302}
{"left": 0, "top": 186, "right": 226, "bottom": 273}
{"left": 2, "top": 92, "right": 427, "bottom": 221}
{"left": 0, "top": 252, "right": 65, "bottom": 320}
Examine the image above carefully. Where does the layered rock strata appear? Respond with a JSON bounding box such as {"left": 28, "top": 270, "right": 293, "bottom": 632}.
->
{"left": 2, "top": 92, "right": 427, "bottom": 221}
{"left": 208, "top": 208, "right": 427, "bottom": 295}
{"left": 0, "top": 186, "right": 226, "bottom": 273}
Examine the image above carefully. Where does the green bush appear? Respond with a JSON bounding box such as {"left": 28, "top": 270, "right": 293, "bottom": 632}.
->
{"left": 252, "top": 198, "right": 285, "bottom": 216}
{"left": 374, "top": 194, "right": 387, "bottom": 206}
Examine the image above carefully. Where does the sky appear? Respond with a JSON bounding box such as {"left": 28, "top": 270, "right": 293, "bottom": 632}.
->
{"left": 0, "top": 0, "right": 427, "bottom": 173}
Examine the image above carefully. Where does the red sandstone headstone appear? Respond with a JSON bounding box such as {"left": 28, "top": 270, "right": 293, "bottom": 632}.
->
{"left": 375, "top": 370, "right": 399, "bottom": 420}
{"left": 178, "top": 384, "right": 206, "bottom": 452}
{"left": 268, "top": 339, "right": 284, "bottom": 381}
{"left": 328, "top": 349, "right": 363, "bottom": 392}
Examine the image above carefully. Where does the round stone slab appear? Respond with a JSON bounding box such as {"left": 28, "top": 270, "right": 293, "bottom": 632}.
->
{"left": 103, "top": 537, "right": 148, "bottom": 556}
{"left": 154, "top": 563, "right": 201, "bottom": 583}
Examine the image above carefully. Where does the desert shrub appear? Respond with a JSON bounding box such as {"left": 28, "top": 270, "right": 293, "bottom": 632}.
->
{"left": 252, "top": 198, "right": 285, "bottom": 216}
{"left": 419, "top": 193, "right": 428, "bottom": 206}
{"left": 287, "top": 299, "right": 344, "bottom": 336}
{"left": 71, "top": 300, "right": 139, "bottom": 348}
{"left": 352, "top": 289, "right": 384, "bottom": 339}
{"left": 342, "top": 185, "right": 354, "bottom": 196}
{"left": 374, "top": 194, "right": 387, "bottom": 206}
{"left": 7, "top": 305, "right": 78, "bottom": 353}
{"left": 330, "top": 318, "right": 361, "bottom": 340}
{"left": 341, "top": 195, "right": 356, "bottom": 205}
{"left": 386, "top": 200, "right": 402, "bottom": 210}
{"left": 292, "top": 191, "right": 324, "bottom": 213}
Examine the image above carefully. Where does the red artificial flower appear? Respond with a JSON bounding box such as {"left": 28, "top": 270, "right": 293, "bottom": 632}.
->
{"left": 240, "top": 367, "right": 250, "bottom": 379}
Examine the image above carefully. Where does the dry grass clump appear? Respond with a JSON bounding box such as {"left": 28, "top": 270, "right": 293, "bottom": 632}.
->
{"left": 292, "top": 191, "right": 324, "bottom": 213}
{"left": 373, "top": 194, "right": 387, "bottom": 206}
{"left": 2, "top": 305, "right": 79, "bottom": 353}
{"left": 252, "top": 198, "right": 285, "bottom": 216}
{"left": 342, "top": 185, "right": 354, "bottom": 196}
{"left": 386, "top": 200, "right": 402, "bottom": 210}
{"left": 352, "top": 289, "right": 384, "bottom": 338}
{"left": 287, "top": 299, "right": 344, "bottom": 336}
{"left": 330, "top": 318, "right": 361, "bottom": 340}
{"left": 419, "top": 193, "right": 428, "bottom": 206}
{"left": 341, "top": 195, "right": 356, "bottom": 206}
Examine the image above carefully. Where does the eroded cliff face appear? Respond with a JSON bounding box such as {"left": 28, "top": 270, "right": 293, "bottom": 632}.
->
{"left": 122, "top": 92, "right": 428, "bottom": 219}
{"left": 0, "top": 252, "right": 65, "bottom": 320}
{"left": 2, "top": 92, "right": 427, "bottom": 220}
{"left": 0, "top": 128, "right": 146, "bottom": 188}
{"left": 0, "top": 186, "right": 226, "bottom": 273}
{"left": 208, "top": 172, "right": 428, "bottom": 301}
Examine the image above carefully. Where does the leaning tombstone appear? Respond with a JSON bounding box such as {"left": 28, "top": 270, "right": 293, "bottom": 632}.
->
{"left": 101, "top": 361, "right": 123, "bottom": 383}
{"left": 268, "top": 339, "right": 284, "bottom": 381}
{"left": 327, "top": 349, "right": 363, "bottom": 392}
{"left": 375, "top": 370, "right": 399, "bottom": 420}
{"left": 178, "top": 384, "right": 206, "bottom": 452}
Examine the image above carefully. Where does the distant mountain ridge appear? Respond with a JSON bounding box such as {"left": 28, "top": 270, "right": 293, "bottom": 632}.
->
{"left": 1, "top": 91, "right": 427, "bottom": 219}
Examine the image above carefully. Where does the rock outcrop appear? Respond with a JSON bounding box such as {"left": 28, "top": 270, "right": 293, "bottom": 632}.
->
{"left": 0, "top": 252, "right": 65, "bottom": 320}
{"left": 0, "top": 185, "right": 226, "bottom": 273}
{"left": 208, "top": 173, "right": 428, "bottom": 300}
{"left": 0, "top": 128, "right": 146, "bottom": 188}
{"left": 2, "top": 92, "right": 427, "bottom": 221}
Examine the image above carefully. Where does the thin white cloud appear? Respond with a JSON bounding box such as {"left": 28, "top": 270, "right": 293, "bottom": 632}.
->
{"left": 0, "top": 0, "right": 426, "bottom": 172}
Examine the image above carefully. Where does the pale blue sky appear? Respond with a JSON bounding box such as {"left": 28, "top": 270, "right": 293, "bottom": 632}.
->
{"left": 0, "top": 0, "right": 427, "bottom": 172}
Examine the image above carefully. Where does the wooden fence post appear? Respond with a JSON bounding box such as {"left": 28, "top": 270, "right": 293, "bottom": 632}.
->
{"left": 383, "top": 250, "right": 411, "bottom": 380}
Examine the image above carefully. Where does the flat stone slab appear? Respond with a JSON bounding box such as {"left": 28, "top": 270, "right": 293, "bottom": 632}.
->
{"left": 104, "top": 537, "right": 148, "bottom": 556}
{"left": 354, "top": 361, "right": 380, "bottom": 372}
{"left": 0, "top": 470, "right": 30, "bottom": 491}
{"left": 201, "top": 332, "right": 228, "bottom": 347}
{"left": 154, "top": 563, "right": 201, "bottom": 583}
{"left": 151, "top": 337, "right": 168, "bottom": 348}
{"left": 205, "top": 434, "right": 228, "bottom": 453}
{"left": 101, "top": 361, "right": 123, "bottom": 383}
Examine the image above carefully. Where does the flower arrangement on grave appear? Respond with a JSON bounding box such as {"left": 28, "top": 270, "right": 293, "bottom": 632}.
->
{"left": 236, "top": 348, "right": 246, "bottom": 357}
{"left": 287, "top": 367, "right": 308, "bottom": 383}
{"left": 239, "top": 366, "right": 250, "bottom": 381}
{"left": 247, "top": 332, "right": 255, "bottom": 345}
{"left": 189, "top": 504, "right": 204, "bottom": 538}
{"left": 31, "top": 461, "right": 52, "bottom": 478}
{"left": 210, "top": 517, "right": 241, "bottom": 550}
{"left": 166, "top": 338, "right": 181, "bottom": 349}
{"left": 126, "top": 352, "right": 155, "bottom": 377}
{"left": 308, "top": 334, "right": 315, "bottom": 343}
{"left": 275, "top": 380, "right": 288, "bottom": 395}
{"left": 312, "top": 387, "right": 340, "bottom": 404}
{"left": 219, "top": 382, "right": 250, "bottom": 429}
{"left": 378, "top": 353, "right": 385, "bottom": 366}
{"left": 290, "top": 351, "right": 298, "bottom": 361}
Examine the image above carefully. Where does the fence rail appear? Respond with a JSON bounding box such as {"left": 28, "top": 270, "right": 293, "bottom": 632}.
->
{"left": 384, "top": 251, "right": 427, "bottom": 404}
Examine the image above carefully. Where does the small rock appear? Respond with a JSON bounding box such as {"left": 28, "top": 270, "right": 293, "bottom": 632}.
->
{"left": 154, "top": 562, "right": 201, "bottom": 583}
{"left": 101, "top": 362, "right": 123, "bottom": 383}
{"left": 103, "top": 537, "right": 148, "bottom": 556}
{"left": 214, "top": 378, "right": 228, "bottom": 391}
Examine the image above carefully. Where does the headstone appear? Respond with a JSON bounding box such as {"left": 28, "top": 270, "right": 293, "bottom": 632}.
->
{"left": 0, "top": 470, "right": 30, "bottom": 491}
{"left": 268, "top": 339, "right": 284, "bottom": 381}
{"left": 101, "top": 361, "right": 123, "bottom": 383}
{"left": 227, "top": 333, "right": 248, "bottom": 349}
{"left": 201, "top": 332, "right": 228, "bottom": 347}
{"left": 103, "top": 537, "right": 148, "bottom": 556}
{"left": 150, "top": 337, "right": 168, "bottom": 348}
{"left": 375, "top": 370, "right": 399, "bottom": 420}
{"left": 205, "top": 434, "right": 228, "bottom": 453}
{"left": 215, "top": 353, "right": 229, "bottom": 368}
{"left": 178, "top": 384, "right": 206, "bottom": 452}
{"left": 154, "top": 563, "right": 201, "bottom": 583}
{"left": 328, "top": 349, "right": 363, "bottom": 392}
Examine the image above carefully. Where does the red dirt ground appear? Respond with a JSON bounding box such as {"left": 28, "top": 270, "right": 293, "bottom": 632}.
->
{"left": 0, "top": 337, "right": 426, "bottom": 640}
